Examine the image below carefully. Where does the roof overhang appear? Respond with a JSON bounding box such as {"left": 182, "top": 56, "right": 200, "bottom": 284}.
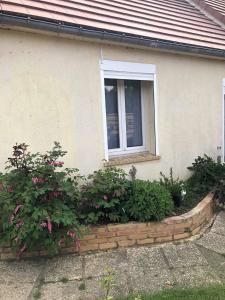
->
{"left": 1, "top": 12, "right": 225, "bottom": 59}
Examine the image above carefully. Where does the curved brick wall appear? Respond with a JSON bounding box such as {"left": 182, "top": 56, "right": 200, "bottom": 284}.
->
{"left": 0, "top": 193, "right": 214, "bottom": 261}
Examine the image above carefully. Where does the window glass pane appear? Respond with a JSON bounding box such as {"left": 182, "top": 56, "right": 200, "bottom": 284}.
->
{"left": 105, "top": 79, "right": 120, "bottom": 149}
{"left": 125, "top": 80, "right": 143, "bottom": 147}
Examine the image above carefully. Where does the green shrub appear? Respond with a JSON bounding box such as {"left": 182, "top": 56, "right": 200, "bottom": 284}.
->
{"left": 214, "top": 179, "right": 225, "bottom": 205}
{"left": 79, "top": 168, "right": 130, "bottom": 224}
{"left": 160, "top": 168, "right": 184, "bottom": 207}
{"left": 126, "top": 180, "right": 174, "bottom": 222}
{"left": 187, "top": 155, "right": 225, "bottom": 196}
{"left": 0, "top": 142, "right": 82, "bottom": 258}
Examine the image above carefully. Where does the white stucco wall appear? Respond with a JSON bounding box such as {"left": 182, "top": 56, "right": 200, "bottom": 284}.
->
{"left": 0, "top": 28, "right": 225, "bottom": 180}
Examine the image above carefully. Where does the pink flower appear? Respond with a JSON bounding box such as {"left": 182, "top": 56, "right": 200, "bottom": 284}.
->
{"left": 32, "top": 177, "right": 38, "bottom": 184}
{"left": 14, "top": 205, "right": 23, "bottom": 215}
{"left": 52, "top": 191, "right": 63, "bottom": 197}
{"left": 67, "top": 230, "right": 76, "bottom": 239}
{"left": 47, "top": 218, "right": 52, "bottom": 234}
{"left": 16, "top": 220, "right": 24, "bottom": 229}
{"left": 7, "top": 186, "right": 13, "bottom": 193}
{"left": 48, "top": 161, "right": 64, "bottom": 167}
{"left": 32, "top": 177, "right": 45, "bottom": 184}
{"left": 10, "top": 205, "right": 23, "bottom": 225}
{"left": 95, "top": 204, "right": 100, "bottom": 209}
{"left": 40, "top": 222, "right": 47, "bottom": 228}
{"left": 103, "top": 195, "right": 108, "bottom": 201}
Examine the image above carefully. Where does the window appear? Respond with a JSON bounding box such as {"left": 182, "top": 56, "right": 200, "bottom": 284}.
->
{"left": 101, "top": 60, "right": 158, "bottom": 159}
{"left": 105, "top": 79, "right": 144, "bottom": 154}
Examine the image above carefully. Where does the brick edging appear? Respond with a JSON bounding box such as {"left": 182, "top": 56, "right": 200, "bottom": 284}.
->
{"left": 0, "top": 193, "right": 214, "bottom": 260}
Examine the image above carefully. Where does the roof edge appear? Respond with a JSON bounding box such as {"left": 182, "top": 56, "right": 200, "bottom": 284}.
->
{"left": 1, "top": 12, "right": 225, "bottom": 58}
{"left": 187, "top": 0, "right": 225, "bottom": 28}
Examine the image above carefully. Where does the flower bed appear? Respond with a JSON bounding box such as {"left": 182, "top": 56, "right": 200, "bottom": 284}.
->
{"left": 0, "top": 144, "right": 221, "bottom": 261}
{"left": 0, "top": 193, "right": 214, "bottom": 261}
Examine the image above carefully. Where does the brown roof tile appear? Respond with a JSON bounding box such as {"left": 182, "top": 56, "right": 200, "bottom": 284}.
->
{"left": 1, "top": 0, "right": 225, "bottom": 50}
{"left": 205, "top": 0, "right": 225, "bottom": 16}
{"left": 190, "top": 0, "right": 225, "bottom": 26}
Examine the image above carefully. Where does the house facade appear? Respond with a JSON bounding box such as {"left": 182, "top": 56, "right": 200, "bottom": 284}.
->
{"left": 0, "top": 0, "right": 225, "bottom": 180}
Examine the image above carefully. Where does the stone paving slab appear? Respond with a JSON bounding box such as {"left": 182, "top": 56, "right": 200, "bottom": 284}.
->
{"left": 0, "top": 283, "right": 34, "bottom": 300}
{"left": 195, "top": 232, "right": 225, "bottom": 254}
{"left": 127, "top": 267, "right": 172, "bottom": 294}
{"left": 84, "top": 250, "right": 130, "bottom": 297}
{"left": 41, "top": 277, "right": 128, "bottom": 300}
{"left": 2, "top": 213, "right": 225, "bottom": 299}
{"left": 85, "top": 276, "right": 129, "bottom": 299}
{"left": 195, "top": 212, "right": 225, "bottom": 254}
{"left": 41, "top": 281, "right": 83, "bottom": 300}
{"left": 126, "top": 247, "right": 172, "bottom": 293}
{"left": 162, "top": 243, "right": 208, "bottom": 269}
{"left": 211, "top": 219, "right": 225, "bottom": 236}
{"left": 127, "top": 246, "right": 168, "bottom": 272}
{"left": 84, "top": 249, "right": 128, "bottom": 278}
{"left": 44, "top": 254, "right": 82, "bottom": 282}
{"left": 0, "top": 260, "right": 44, "bottom": 284}
{"left": 197, "top": 245, "right": 225, "bottom": 281}
{"left": 214, "top": 211, "right": 225, "bottom": 224}
{"left": 171, "top": 265, "right": 221, "bottom": 288}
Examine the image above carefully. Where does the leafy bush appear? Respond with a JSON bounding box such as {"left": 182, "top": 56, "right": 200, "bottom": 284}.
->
{"left": 160, "top": 168, "right": 184, "bottom": 207}
{"left": 214, "top": 180, "right": 225, "bottom": 205}
{"left": 0, "top": 142, "right": 81, "bottom": 257}
{"left": 126, "top": 180, "right": 174, "bottom": 222}
{"left": 1, "top": 143, "right": 220, "bottom": 260}
{"left": 187, "top": 155, "right": 225, "bottom": 197}
{"left": 79, "top": 168, "right": 130, "bottom": 224}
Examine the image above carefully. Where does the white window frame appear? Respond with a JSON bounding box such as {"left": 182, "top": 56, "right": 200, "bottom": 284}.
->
{"left": 100, "top": 60, "right": 159, "bottom": 161}
{"left": 105, "top": 79, "right": 146, "bottom": 157}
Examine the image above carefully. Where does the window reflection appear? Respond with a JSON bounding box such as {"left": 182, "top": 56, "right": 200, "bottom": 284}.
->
{"left": 125, "top": 80, "right": 143, "bottom": 147}
{"left": 105, "top": 79, "right": 120, "bottom": 149}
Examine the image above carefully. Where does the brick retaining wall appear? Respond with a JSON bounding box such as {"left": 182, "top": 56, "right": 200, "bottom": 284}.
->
{"left": 0, "top": 193, "right": 214, "bottom": 261}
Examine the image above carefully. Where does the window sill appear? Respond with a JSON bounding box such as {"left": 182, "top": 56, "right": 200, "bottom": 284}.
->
{"left": 104, "top": 152, "right": 161, "bottom": 167}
